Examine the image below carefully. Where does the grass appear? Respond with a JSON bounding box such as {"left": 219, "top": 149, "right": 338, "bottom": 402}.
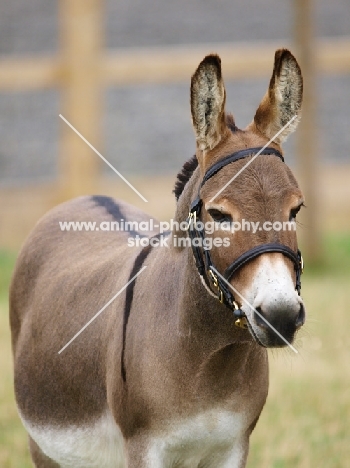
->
{"left": 0, "top": 251, "right": 33, "bottom": 467}
{"left": 248, "top": 233, "right": 350, "bottom": 467}
{"left": 248, "top": 273, "right": 350, "bottom": 467}
{"left": 0, "top": 234, "right": 349, "bottom": 467}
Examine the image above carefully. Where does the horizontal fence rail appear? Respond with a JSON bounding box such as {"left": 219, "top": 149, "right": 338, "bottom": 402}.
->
{"left": 0, "top": 37, "right": 350, "bottom": 91}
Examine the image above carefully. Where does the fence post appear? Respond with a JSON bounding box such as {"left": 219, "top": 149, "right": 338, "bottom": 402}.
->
{"left": 294, "top": 0, "right": 322, "bottom": 263}
{"left": 59, "top": 0, "right": 103, "bottom": 199}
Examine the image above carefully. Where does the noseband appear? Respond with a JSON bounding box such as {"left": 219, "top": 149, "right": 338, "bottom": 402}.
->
{"left": 186, "top": 147, "right": 304, "bottom": 328}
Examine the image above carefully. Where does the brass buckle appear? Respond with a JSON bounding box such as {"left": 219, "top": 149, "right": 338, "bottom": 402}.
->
{"left": 218, "top": 289, "right": 224, "bottom": 304}
{"left": 233, "top": 301, "right": 248, "bottom": 329}
{"left": 192, "top": 211, "right": 197, "bottom": 226}
{"left": 208, "top": 269, "right": 224, "bottom": 303}
{"left": 186, "top": 211, "right": 196, "bottom": 231}
{"left": 208, "top": 269, "right": 219, "bottom": 288}
{"left": 235, "top": 317, "right": 248, "bottom": 329}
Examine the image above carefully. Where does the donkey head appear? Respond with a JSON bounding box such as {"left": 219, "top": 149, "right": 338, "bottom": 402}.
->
{"left": 190, "top": 49, "right": 305, "bottom": 347}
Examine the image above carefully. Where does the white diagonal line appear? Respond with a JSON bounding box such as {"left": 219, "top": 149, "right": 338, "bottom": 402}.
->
{"left": 59, "top": 114, "right": 148, "bottom": 203}
{"left": 211, "top": 266, "right": 298, "bottom": 353}
{"left": 209, "top": 115, "right": 297, "bottom": 202}
{"left": 58, "top": 266, "right": 147, "bottom": 354}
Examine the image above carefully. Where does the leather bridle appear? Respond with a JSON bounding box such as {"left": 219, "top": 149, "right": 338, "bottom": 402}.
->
{"left": 186, "top": 147, "right": 304, "bottom": 328}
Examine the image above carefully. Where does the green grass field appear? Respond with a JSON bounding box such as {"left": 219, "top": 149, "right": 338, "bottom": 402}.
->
{"left": 0, "top": 236, "right": 349, "bottom": 468}
{"left": 0, "top": 251, "right": 33, "bottom": 467}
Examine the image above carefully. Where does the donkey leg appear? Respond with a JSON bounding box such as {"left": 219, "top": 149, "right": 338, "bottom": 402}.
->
{"left": 219, "top": 439, "right": 249, "bottom": 468}
{"left": 126, "top": 436, "right": 164, "bottom": 468}
{"left": 29, "top": 437, "right": 60, "bottom": 468}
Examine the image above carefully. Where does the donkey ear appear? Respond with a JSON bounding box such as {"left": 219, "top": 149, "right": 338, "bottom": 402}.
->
{"left": 191, "top": 54, "right": 226, "bottom": 152}
{"left": 252, "top": 49, "right": 303, "bottom": 144}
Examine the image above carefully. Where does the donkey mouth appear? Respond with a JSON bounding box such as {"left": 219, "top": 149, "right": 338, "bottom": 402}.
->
{"left": 244, "top": 313, "right": 300, "bottom": 349}
{"left": 244, "top": 317, "right": 267, "bottom": 348}
{"left": 241, "top": 300, "right": 305, "bottom": 348}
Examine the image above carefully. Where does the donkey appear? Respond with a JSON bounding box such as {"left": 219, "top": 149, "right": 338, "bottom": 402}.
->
{"left": 10, "top": 49, "right": 305, "bottom": 468}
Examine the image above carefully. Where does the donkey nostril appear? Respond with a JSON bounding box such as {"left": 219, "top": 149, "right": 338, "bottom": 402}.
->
{"left": 254, "top": 306, "right": 269, "bottom": 329}
{"left": 254, "top": 304, "right": 305, "bottom": 331}
{"left": 295, "top": 304, "right": 305, "bottom": 328}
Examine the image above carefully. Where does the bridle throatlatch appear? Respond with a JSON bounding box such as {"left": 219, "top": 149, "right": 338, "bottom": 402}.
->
{"left": 186, "top": 147, "right": 304, "bottom": 329}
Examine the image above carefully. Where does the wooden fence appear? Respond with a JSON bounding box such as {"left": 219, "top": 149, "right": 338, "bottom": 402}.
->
{"left": 0, "top": 0, "right": 350, "bottom": 255}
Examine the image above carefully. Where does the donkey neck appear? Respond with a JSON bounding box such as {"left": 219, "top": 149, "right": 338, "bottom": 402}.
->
{"left": 172, "top": 236, "right": 254, "bottom": 352}
{"left": 171, "top": 165, "right": 255, "bottom": 354}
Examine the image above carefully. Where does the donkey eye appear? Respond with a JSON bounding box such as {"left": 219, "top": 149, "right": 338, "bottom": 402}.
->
{"left": 289, "top": 204, "right": 303, "bottom": 221}
{"left": 208, "top": 209, "right": 232, "bottom": 224}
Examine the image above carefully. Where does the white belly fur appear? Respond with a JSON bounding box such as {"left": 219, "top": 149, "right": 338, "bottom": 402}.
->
{"left": 20, "top": 410, "right": 126, "bottom": 468}
{"left": 20, "top": 409, "right": 246, "bottom": 468}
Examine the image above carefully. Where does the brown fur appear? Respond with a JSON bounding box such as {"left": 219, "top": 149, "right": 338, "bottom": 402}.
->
{"left": 10, "top": 49, "right": 304, "bottom": 468}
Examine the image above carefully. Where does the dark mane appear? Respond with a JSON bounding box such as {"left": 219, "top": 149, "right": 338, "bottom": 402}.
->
{"left": 173, "top": 115, "right": 237, "bottom": 201}
{"left": 226, "top": 113, "right": 238, "bottom": 132}
{"left": 173, "top": 155, "right": 198, "bottom": 201}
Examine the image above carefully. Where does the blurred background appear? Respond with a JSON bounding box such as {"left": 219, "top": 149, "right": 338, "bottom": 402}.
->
{"left": 0, "top": 1, "right": 349, "bottom": 467}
